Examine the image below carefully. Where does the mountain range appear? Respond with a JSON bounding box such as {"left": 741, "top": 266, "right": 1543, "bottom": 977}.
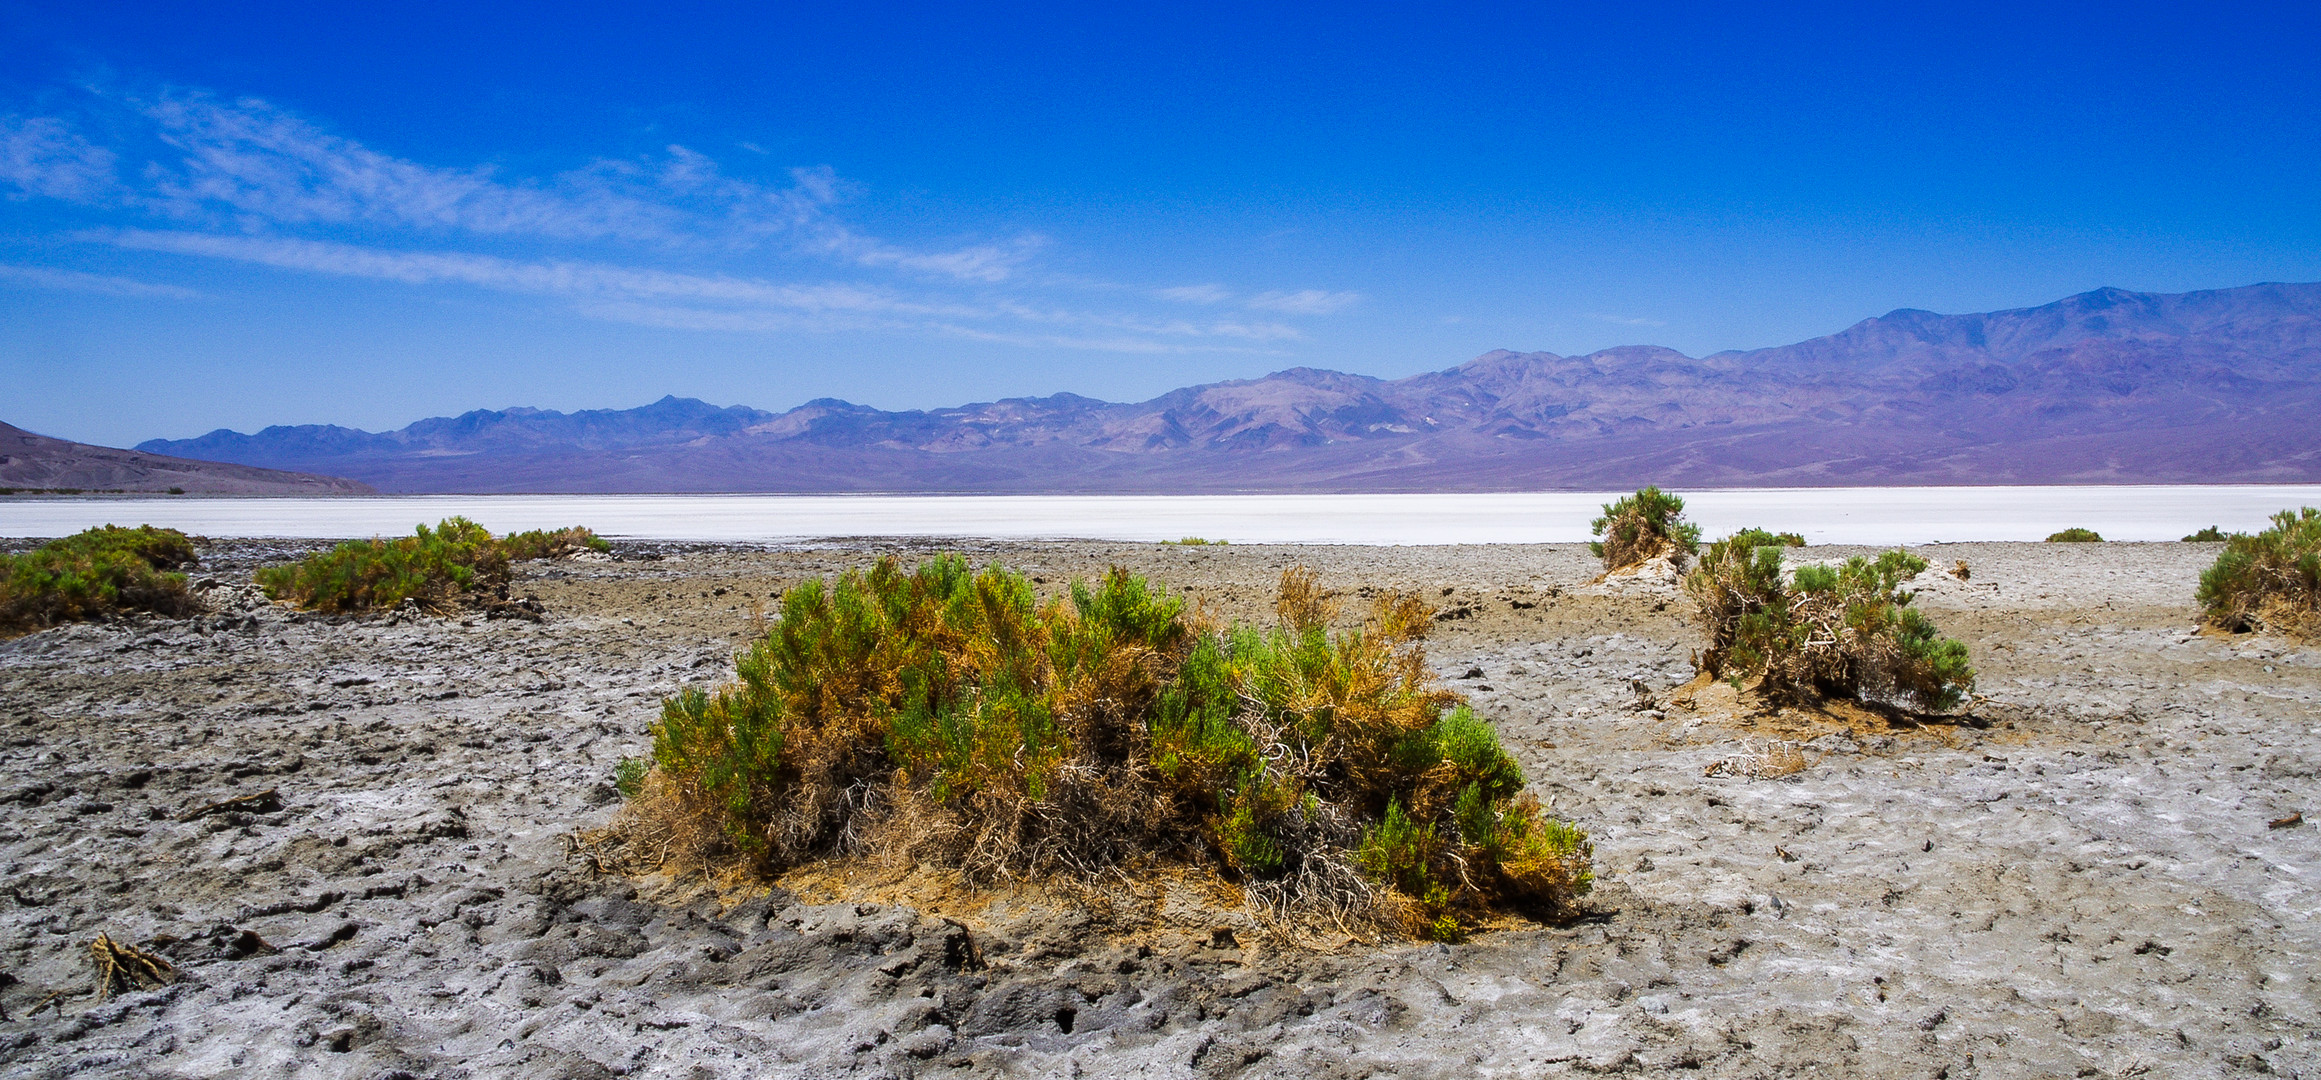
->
{"left": 1, "top": 421, "right": 375, "bottom": 495}
{"left": 135, "top": 282, "right": 2321, "bottom": 493}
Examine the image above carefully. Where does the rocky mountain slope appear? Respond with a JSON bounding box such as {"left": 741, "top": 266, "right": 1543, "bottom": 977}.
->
{"left": 139, "top": 282, "right": 2321, "bottom": 492}
{"left": 1, "top": 422, "right": 375, "bottom": 495}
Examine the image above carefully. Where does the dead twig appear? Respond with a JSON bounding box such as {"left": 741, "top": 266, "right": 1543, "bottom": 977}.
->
{"left": 2271, "top": 812, "right": 2304, "bottom": 830}
{"left": 1705, "top": 739, "right": 1811, "bottom": 781}
{"left": 177, "top": 788, "right": 281, "bottom": 823}
{"left": 90, "top": 933, "right": 177, "bottom": 1000}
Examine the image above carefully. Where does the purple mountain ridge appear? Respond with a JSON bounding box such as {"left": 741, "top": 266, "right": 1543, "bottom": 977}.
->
{"left": 137, "top": 282, "right": 2321, "bottom": 493}
{"left": 1, "top": 421, "right": 375, "bottom": 495}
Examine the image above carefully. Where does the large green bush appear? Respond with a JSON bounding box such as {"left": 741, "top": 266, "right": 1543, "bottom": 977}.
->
{"left": 641, "top": 556, "right": 1590, "bottom": 939}
{"left": 1591, "top": 486, "right": 1703, "bottom": 571}
{"left": 257, "top": 517, "right": 604, "bottom": 614}
{"left": 0, "top": 525, "right": 199, "bottom": 635}
{"left": 1686, "top": 529, "right": 1975, "bottom": 712}
{"left": 2197, "top": 507, "right": 2320, "bottom": 639}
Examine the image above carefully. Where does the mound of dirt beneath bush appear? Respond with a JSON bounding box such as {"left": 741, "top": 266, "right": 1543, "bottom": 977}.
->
{"left": 0, "top": 538, "right": 2314, "bottom": 1077}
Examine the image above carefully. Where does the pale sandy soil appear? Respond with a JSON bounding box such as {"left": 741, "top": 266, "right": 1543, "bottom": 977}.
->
{"left": 0, "top": 538, "right": 2315, "bottom": 1079}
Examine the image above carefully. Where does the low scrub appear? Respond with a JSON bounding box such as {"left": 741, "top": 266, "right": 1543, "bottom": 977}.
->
{"left": 501, "top": 526, "right": 610, "bottom": 561}
{"left": 2046, "top": 528, "right": 2103, "bottom": 543}
{"left": 632, "top": 557, "right": 1590, "bottom": 940}
{"left": 0, "top": 525, "right": 199, "bottom": 636}
{"left": 1685, "top": 529, "right": 1975, "bottom": 712}
{"left": 2197, "top": 507, "right": 2321, "bottom": 639}
{"left": 1591, "top": 486, "right": 1702, "bottom": 571}
{"left": 2182, "top": 526, "right": 2226, "bottom": 543}
{"left": 256, "top": 517, "right": 601, "bottom": 615}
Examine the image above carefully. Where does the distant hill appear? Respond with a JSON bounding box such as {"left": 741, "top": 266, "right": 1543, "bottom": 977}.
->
{"left": 139, "top": 282, "right": 2321, "bottom": 492}
{"left": 2, "top": 421, "right": 375, "bottom": 495}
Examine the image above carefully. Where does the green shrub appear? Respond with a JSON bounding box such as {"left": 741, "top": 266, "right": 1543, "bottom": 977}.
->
{"left": 1686, "top": 530, "right": 1975, "bottom": 712}
{"left": 636, "top": 558, "right": 1590, "bottom": 939}
{"left": 613, "top": 758, "right": 649, "bottom": 799}
{"left": 0, "top": 525, "right": 200, "bottom": 636}
{"left": 1591, "top": 486, "right": 1703, "bottom": 571}
{"left": 257, "top": 517, "right": 603, "bottom": 614}
{"left": 2045, "top": 528, "right": 2104, "bottom": 543}
{"left": 2182, "top": 526, "right": 2225, "bottom": 543}
{"left": 2196, "top": 507, "right": 2320, "bottom": 639}
{"left": 501, "top": 526, "right": 610, "bottom": 560}
{"left": 1164, "top": 537, "right": 1226, "bottom": 546}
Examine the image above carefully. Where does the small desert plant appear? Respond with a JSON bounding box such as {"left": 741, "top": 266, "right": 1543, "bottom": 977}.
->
{"left": 612, "top": 757, "right": 649, "bottom": 799}
{"left": 631, "top": 557, "right": 1590, "bottom": 940}
{"left": 2196, "top": 507, "right": 2320, "bottom": 639}
{"left": 1685, "top": 529, "right": 1974, "bottom": 712}
{"left": 0, "top": 525, "right": 200, "bottom": 636}
{"left": 1165, "top": 537, "right": 1226, "bottom": 546}
{"left": 2046, "top": 528, "right": 2104, "bottom": 543}
{"left": 257, "top": 517, "right": 602, "bottom": 614}
{"left": 1591, "top": 486, "right": 1703, "bottom": 571}
{"left": 2183, "top": 526, "right": 2226, "bottom": 543}
{"left": 500, "top": 526, "right": 611, "bottom": 560}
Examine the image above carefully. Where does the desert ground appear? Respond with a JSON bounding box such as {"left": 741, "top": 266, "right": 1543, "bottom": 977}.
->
{"left": 1, "top": 537, "right": 2315, "bottom": 1079}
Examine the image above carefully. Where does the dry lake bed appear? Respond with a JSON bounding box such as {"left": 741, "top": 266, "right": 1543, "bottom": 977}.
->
{"left": 1, "top": 538, "right": 2316, "bottom": 1078}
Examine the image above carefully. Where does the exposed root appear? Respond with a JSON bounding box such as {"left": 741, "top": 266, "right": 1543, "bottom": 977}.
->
{"left": 1704, "top": 739, "right": 1811, "bottom": 781}
{"left": 90, "top": 933, "right": 177, "bottom": 1000}
{"left": 177, "top": 788, "right": 281, "bottom": 822}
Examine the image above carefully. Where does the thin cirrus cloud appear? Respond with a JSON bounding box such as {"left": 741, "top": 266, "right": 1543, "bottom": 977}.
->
{"left": 0, "top": 88, "right": 1358, "bottom": 353}
{"left": 0, "top": 263, "right": 203, "bottom": 299}
{"left": 1154, "top": 283, "right": 1363, "bottom": 317}
{"left": 1245, "top": 289, "right": 1361, "bottom": 315}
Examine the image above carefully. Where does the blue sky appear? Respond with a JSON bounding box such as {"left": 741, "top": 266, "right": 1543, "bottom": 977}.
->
{"left": 3, "top": 1, "right": 2318, "bottom": 447}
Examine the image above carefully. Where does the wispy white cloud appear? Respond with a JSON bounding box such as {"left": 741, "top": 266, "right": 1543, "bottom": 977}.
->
{"left": 1245, "top": 289, "right": 1360, "bottom": 315}
{"left": 1154, "top": 283, "right": 1232, "bottom": 304}
{"left": 6, "top": 87, "right": 1361, "bottom": 352}
{"left": 0, "top": 262, "right": 202, "bottom": 298}
{"left": 1588, "top": 312, "right": 1666, "bottom": 327}
{"left": 104, "top": 230, "right": 978, "bottom": 320}
{"left": 0, "top": 116, "right": 123, "bottom": 202}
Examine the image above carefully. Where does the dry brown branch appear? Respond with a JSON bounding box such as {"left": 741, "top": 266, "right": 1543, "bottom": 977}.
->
{"left": 1704, "top": 739, "right": 1811, "bottom": 781}
{"left": 90, "top": 933, "right": 177, "bottom": 1000}
{"left": 1276, "top": 565, "right": 1338, "bottom": 631}
{"left": 177, "top": 788, "right": 281, "bottom": 822}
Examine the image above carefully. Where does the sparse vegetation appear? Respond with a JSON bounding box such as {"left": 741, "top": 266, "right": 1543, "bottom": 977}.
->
{"left": 256, "top": 517, "right": 602, "bottom": 615}
{"left": 2196, "top": 507, "right": 2321, "bottom": 639}
{"left": 1685, "top": 529, "right": 1975, "bottom": 712}
{"left": 2183, "top": 526, "right": 2226, "bottom": 543}
{"left": 1164, "top": 537, "right": 1227, "bottom": 546}
{"left": 1590, "top": 486, "right": 1702, "bottom": 571}
{"left": 0, "top": 525, "right": 200, "bottom": 636}
{"left": 2046, "top": 528, "right": 2104, "bottom": 543}
{"left": 500, "top": 526, "right": 610, "bottom": 561}
{"left": 627, "top": 557, "right": 1590, "bottom": 940}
